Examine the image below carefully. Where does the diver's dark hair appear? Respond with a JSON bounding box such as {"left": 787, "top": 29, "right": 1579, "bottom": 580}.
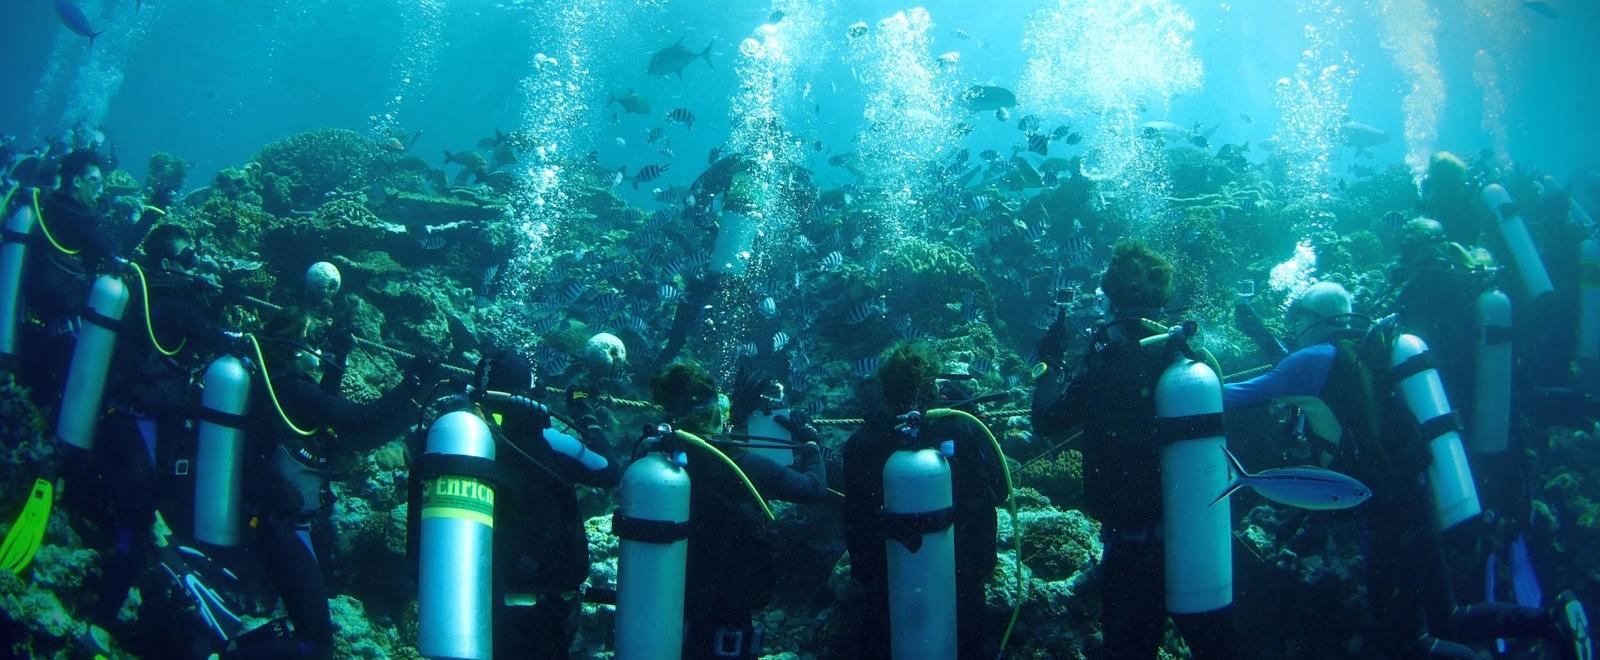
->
{"left": 58, "top": 149, "right": 105, "bottom": 186}
{"left": 650, "top": 361, "right": 718, "bottom": 417}
{"left": 878, "top": 340, "right": 941, "bottom": 413}
{"left": 476, "top": 349, "right": 533, "bottom": 393}
{"left": 1100, "top": 240, "right": 1174, "bottom": 312}
{"left": 141, "top": 224, "right": 193, "bottom": 263}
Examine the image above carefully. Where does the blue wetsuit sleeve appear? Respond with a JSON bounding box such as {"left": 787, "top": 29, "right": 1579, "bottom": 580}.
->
{"left": 1222, "top": 343, "right": 1336, "bottom": 410}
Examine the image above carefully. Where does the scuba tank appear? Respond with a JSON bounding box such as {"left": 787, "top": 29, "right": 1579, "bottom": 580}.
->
{"left": 416, "top": 410, "right": 498, "bottom": 660}
{"left": 1470, "top": 290, "right": 1513, "bottom": 454}
{"left": 614, "top": 425, "right": 691, "bottom": 660}
{"left": 56, "top": 274, "right": 129, "bottom": 450}
{"left": 1155, "top": 357, "right": 1233, "bottom": 614}
{"left": 1578, "top": 239, "right": 1600, "bottom": 379}
{"left": 0, "top": 195, "right": 36, "bottom": 358}
{"left": 745, "top": 407, "right": 795, "bottom": 466}
{"left": 1390, "top": 333, "right": 1482, "bottom": 530}
{"left": 193, "top": 356, "right": 252, "bottom": 547}
{"left": 881, "top": 411, "right": 957, "bottom": 660}
{"left": 1482, "top": 184, "right": 1554, "bottom": 302}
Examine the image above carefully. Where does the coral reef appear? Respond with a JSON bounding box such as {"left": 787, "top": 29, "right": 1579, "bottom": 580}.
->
{"left": 252, "top": 128, "right": 384, "bottom": 215}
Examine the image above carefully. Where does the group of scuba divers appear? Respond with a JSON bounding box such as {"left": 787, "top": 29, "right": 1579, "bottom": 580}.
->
{"left": 1, "top": 143, "right": 1599, "bottom": 660}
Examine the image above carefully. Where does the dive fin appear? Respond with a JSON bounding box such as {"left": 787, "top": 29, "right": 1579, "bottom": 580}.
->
{"left": 1511, "top": 533, "right": 1544, "bottom": 608}
{"left": 0, "top": 479, "right": 54, "bottom": 574}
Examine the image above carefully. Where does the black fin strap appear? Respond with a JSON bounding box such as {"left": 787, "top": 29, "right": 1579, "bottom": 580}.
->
{"left": 194, "top": 405, "right": 250, "bottom": 430}
{"left": 81, "top": 308, "right": 124, "bottom": 333}
{"left": 1158, "top": 413, "right": 1225, "bottom": 443}
{"left": 1418, "top": 412, "right": 1462, "bottom": 442}
{"left": 1482, "top": 325, "right": 1514, "bottom": 346}
{"left": 612, "top": 511, "right": 691, "bottom": 544}
{"left": 1387, "top": 352, "right": 1434, "bottom": 387}
{"left": 880, "top": 506, "right": 955, "bottom": 554}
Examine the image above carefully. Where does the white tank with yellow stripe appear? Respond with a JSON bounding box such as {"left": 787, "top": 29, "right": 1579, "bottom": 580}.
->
{"left": 417, "top": 410, "right": 497, "bottom": 660}
{"left": 56, "top": 274, "right": 128, "bottom": 450}
{"left": 1390, "top": 334, "right": 1481, "bottom": 529}
{"left": 1156, "top": 357, "right": 1233, "bottom": 615}
{"left": 1470, "top": 290, "right": 1512, "bottom": 454}
{"left": 0, "top": 195, "right": 36, "bottom": 358}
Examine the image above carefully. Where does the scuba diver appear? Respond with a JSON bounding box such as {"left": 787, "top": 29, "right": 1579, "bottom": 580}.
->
{"left": 222, "top": 312, "right": 439, "bottom": 659}
{"left": 840, "top": 340, "right": 1008, "bottom": 659}
{"left": 64, "top": 223, "right": 245, "bottom": 654}
{"left": 1031, "top": 241, "right": 1239, "bottom": 659}
{"left": 1223, "top": 281, "right": 1592, "bottom": 660}
{"left": 647, "top": 361, "right": 827, "bottom": 660}
{"left": 408, "top": 349, "right": 623, "bottom": 658}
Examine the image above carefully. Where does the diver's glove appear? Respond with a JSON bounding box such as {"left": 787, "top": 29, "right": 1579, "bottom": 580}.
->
{"left": 728, "top": 367, "right": 772, "bottom": 428}
{"left": 566, "top": 386, "right": 595, "bottom": 420}
{"left": 774, "top": 409, "right": 821, "bottom": 445}
{"left": 793, "top": 441, "right": 823, "bottom": 469}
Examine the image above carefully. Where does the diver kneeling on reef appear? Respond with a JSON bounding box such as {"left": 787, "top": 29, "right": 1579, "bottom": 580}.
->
{"left": 840, "top": 340, "right": 1009, "bottom": 659}
{"left": 1224, "top": 281, "right": 1592, "bottom": 660}
{"left": 1031, "top": 241, "right": 1239, "bottom": 659}
{"left": 408, "top": 349, "right": 622, "bottom": 659}
{"left": 221, "top": 309, "right": 439, "bottom": 659}
{"left": 647, "top": 361, "right": 828, "bottom": 660}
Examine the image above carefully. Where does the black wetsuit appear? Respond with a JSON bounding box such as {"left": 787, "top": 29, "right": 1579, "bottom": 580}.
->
{"left": 1031, "top": 319, "right": 1238, "bottom": 660}
{"left": 841, "top": 413, "right": 1005, "bottom": 660}
{"left": 480, "top": 397, "right": 622, "bottom": 659}
{"left": 226, "top": 371, "right": 422, "bottom": 659}
{"left": 62, "top": 276, "right": 236, "bottom": 641}
{"left": 1227, "top": 338, "right": 1564, "bottom": 659}
{"left": 681, "top": 439, "right": 827, "bottom": 660}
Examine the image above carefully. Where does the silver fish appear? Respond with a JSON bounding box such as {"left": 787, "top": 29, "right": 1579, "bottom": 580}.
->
{"left": 1209, "top": 447, "right": 1372, "bottom": 511}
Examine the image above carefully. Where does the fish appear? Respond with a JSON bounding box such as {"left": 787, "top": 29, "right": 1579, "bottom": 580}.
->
{"left": 1032, "top": 307, "right": 1058, "bottom": 330}
{"left": 476, "top": 128, "right": 509, "bottom": 149}
{"left": 1063, "top": 132, "right": 1083, "bottom": 145}
{"left": 979, "top": 149, "right": 1001, "bottom": 162}
{"left": 844, "top": 300, "right": 882, "bottom": 324}
{"left": 666, "top": 108, "right": 696, "bottom": 130}
{"left": 418, "top": 235, "right": 447, "bottom": 250}
{"left": 961, "top": 85, "right": 1018, "bottom": 113}
{"left": 54, "top": 1, "right": 103, "bottom": 48}
{"left": 969, "top": 195, "right": 991, "bottom": 212}
{"left": 935, "top": 51, "right": 961, "bottom": 69}
{"left": 970, "top": 356, "right": 993, "bottom": 375}
{"left": 646, "top": 127, "right": 665, "bottom": 145}
{"left": 648, "top": 37, "right": 715, "bottom": 78}
{"left": 1210, "top": 447, "right": 1372, "bottom": 511}
{"left": 995, "top": 107, "right": 1011, "bottom": 122}
{"left": 1340, "top": 121, "right": 1390, "bottom": 153}
{"left": 740, "top": 341, "right": 760, "bottom": 358}
{"left": 772, "top": 331, "right": 791, "bottom": 352}
{"left": 608, "top": 91, "right": 652, "bottom": 114}
{"left": 1139, "top": 120, "right": 1192, "bottom": 142}
{"left": 951, "top": 28, "right": 987, "bottom": 48}
{"left": 1524, "top": 1, "right": 1560, "bottom": 19}
{"left": 1018, "top": 115, "right": 1042, "bottom": 133}
{"left": 769, "top": 10, "right": 785, "bottom": 23}
{"left": 1026, "top": 133, "right": 1049, "bottom": 156}
{"left": 759, "top": 296, "right": 778, "bottom": 318}
{"left": 819, "top": 251, "right": 844, "bottom": 271}
{"left": 604, "top": 166, "right": 626, "bottom": 187}
{"left": 853, "top": 356, "right": 881, "bottom": 378}
{"left": 632, "top": 163, "right": 669, "bottom": 189}
{"left": 443, "top": 150, "right": 487, "bottom": 172}
{"left": 595, "top": 291, "right": 624, "bottom": 314}
{"left": 1380, "top": 210, "right": 1408, "bottom": 230}
{"left": 491, "top": 144, "right": 518, "bottom": 169}
{"left": 658, "top": 283, "right": 682, "bottom": 304}
{"left": 846, "top": 21, "right": 868, "bottom": 39}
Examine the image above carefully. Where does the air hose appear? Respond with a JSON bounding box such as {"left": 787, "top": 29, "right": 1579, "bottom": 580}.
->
{"left": 672, "top": 429, "right": 775, "bottom": 521}
{"left": 924, "top": 407, "right": 1024, "bottom": 656}
{"left": 130, "top": 262, "right": 185, "bottom": 357}
{"left": 246, "top": 333, "right": 319, "bottom": 437}
{"left": 31, "top": 188, "right": 79, "bottom": 256}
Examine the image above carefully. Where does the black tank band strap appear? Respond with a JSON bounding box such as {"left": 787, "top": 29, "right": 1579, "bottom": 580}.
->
{"left": 1387, "top": 352, "right": 1434, "bottom": 387}
{"left": 1482, "top": 325, "right": 1514, "bottom": 346}
{"left": 81, "top": 308, "right": 124, "bottom": 333}
{"left": 880, "top": 506, "right": 955, "bottom": 554}
{"left": 412, "top": 452, "right": 517, "bottom": 495}
{"left": 1418, "top": 412, "right": 1462, "bottom": 442}
{"left": 1158, "top": 413, "right": 1225, "bottom": 443}
{"left": 1, "top": 228, "right": 30, "bottom": 244}
{"left": 194, "top": 405, "right": 251, "bottom": 430}
{"left": 612, "top": 512, "right": 691, "bottom": 544}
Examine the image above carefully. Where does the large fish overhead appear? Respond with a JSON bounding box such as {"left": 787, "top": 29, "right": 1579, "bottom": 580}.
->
{"left": 648, "top": 37, "right": 714, "bottom": 78}
{"left": 960, "top": 85, "right": 1017, "bottom": 113}
{"left": 54, "top": 1, "right": 103, "bottom": 48}
{"left": 1209, "top": 447, "right": 1372, "bottom": 511}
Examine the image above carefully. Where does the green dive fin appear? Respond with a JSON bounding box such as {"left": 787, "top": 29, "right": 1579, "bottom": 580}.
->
{"left": 1, "top": 479, "right": 54, "bottom": 574}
